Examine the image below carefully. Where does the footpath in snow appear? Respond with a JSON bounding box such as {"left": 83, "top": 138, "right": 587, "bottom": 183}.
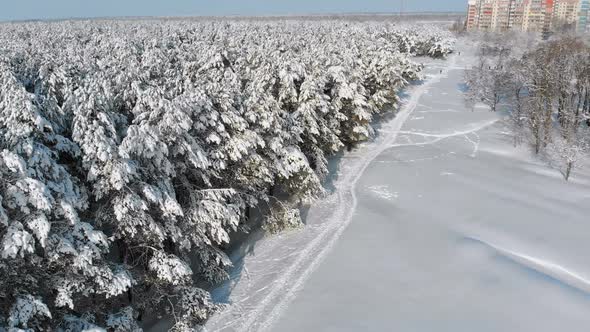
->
{"left": 206, "top": 40, "right": 590, "bottom": 332}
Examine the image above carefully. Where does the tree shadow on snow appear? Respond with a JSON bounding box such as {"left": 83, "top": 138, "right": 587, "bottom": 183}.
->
{"left": 457, "top": 82, "right": 469, "bottom": 93}
{"left": 209, "top": 227, "right": 266, "bottom": 304}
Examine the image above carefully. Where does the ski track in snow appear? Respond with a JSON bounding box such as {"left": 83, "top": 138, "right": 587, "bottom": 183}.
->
{"left": 417, "top": 109, "right": 461, "bottom": 113}
{"left": 367, "top": 185, "right": 398, "bottom": 201}
{"left": 207, "top": 55, "right": 459, "bottom": 332}
{"left": 386, "top": 119, "right": 497, "bottom": 156}
{"left": 466, "top": 236, "right": 590, "bottom": 295}
{"left": 395, "top": 119, "right": 498, "bottom": 139}
{"left": 387, "top": 118, "right": 496, "bottom": 160}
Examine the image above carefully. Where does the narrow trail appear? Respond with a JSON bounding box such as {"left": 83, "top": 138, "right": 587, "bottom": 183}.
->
{"left": 206, "top": 54, "right": 458, "bottom": 332}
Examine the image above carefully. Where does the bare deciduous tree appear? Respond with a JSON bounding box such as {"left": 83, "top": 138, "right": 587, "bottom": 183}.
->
{"left": 465, "top": 33, "right": 590, "bottom": 180}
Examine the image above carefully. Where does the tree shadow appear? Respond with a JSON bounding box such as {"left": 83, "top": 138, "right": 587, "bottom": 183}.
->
{"left": 208, "top": 227, "right": 266, "bottom": 304}
{"left": 322, "top": 150, "right": 345, "bottom": 194}
{"left": 457, "top": 82, "right": 469, "bottom": 93}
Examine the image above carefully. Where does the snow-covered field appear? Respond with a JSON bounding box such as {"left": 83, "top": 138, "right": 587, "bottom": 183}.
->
{"left": 206, "top": 40, "right": 590, "bottom": 332}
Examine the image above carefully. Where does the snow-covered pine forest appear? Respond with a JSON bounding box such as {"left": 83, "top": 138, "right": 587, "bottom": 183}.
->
{"left": 0, "top": 20, "right": 454, "bottom": 331}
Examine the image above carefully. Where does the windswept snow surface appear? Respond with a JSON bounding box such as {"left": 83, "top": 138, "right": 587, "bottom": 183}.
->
{"left": 206, "top": 40, "right": 590, "bottom": 332}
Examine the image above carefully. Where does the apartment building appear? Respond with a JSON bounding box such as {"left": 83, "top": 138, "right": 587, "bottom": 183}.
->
{"left": 578, "top": 0, "right": 589, "bottom": 32}
{"left": 509, "top": 0, "right": 527, "bottom": 29}
{"left": 467, "top": 0, "right": 479, "bottom": 29}
{"left": 479, "top": 0, "right": 496, "bottom": 29}
{"left": 466, "top": 0, "right": 589, "bottom": 33}
{"left": 523, "top": 0, "right": 548, "bottom": 32}
{"left": 492, "top": 0, "right": 515, "bottom": 30}
{"left": 545, "top": 0, "right": 555, "bottom": 32}
{"left": 554, "top": 0, "right": 581, "bottom": 26}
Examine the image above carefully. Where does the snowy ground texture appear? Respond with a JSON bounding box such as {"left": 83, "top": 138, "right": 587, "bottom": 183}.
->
{"left": 205, "top": 39, "right": 590, "bottom": 332}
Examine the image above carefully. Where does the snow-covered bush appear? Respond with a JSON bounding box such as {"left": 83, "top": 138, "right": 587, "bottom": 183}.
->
{"left": 0, "top": 19, "right": 454, "bottom": 330}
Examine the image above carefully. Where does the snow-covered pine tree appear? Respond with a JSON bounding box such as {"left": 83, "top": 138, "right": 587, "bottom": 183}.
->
{"left": 0, "top": 19, "right": 455, "bottom": 330}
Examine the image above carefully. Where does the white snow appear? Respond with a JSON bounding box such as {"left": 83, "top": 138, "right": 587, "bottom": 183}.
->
{"left": 367, "top": 185, "right": 399, "bottom": 201}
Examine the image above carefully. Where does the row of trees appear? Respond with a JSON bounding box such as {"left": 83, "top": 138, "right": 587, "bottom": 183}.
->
{"left": 0, "top": 20, "right": 454, "bottom": 331}
{"left": 465, "top": 32, "right": 590, "bottom": 180}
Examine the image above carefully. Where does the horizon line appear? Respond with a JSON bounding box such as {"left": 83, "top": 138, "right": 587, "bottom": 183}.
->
{"left": 0, "top": 11, "right": 465, "bottom": 24}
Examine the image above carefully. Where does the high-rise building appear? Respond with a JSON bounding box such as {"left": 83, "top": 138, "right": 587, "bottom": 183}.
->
{"left": 554, "top": 0, "right": 581, "bottom": 27}
{"left": 479, "top": 0, "right": 496, "bottom": 30}
{"left": 509, "top": 0, "right": 527, "bottom": 29}
{"left": 523, "top": 0, "right": 547, "bottom": 32}
{"left": 578, "top": 0, "right": 590, "bottom": 32}
{"left": 465, "top": 0, "right": 589, "bottom": 33}
{"left": 544, "top": 0, "right": 555, "bottom": 32}
{"left": 492, "top": 0, "right": 515, "bottom": 30}
{"left": 466, "top": 0, "right": 480, "bottom": 29}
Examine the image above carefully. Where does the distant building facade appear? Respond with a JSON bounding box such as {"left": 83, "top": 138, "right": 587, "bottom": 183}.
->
{"left": 466, "top": 0, "right": 590, "bottom": 33}
{"left": 578, "top": 0, "right": 590, "bottom": 32}
{"left": 467, "top": 1, "right": 479, "bottom": 29}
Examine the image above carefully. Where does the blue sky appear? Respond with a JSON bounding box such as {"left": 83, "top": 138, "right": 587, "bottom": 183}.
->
{"left": 1, "top": 0, "right": 466, "bottom": 21}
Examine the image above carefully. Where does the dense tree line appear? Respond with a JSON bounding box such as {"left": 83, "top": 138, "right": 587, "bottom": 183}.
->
{"left": 465, "top": 32, "right": 590, "bottom": 180}
{"left": 0, "top": 20, "right": 454, "bottom": 330}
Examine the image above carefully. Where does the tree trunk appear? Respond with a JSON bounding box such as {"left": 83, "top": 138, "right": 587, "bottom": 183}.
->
{"left": 565, "top": 162, "right": 573, "bottom": 181}
{"left": 573, "top": 89, "right": 583, "bottom": 130}
{"left": 583, "top": 88, "right": 590, "bottom": 126}
{"left": 491, "top": 93, "right": 497, "bottom": 112}
{"left": 543, "top": 96, "right": 552, "bottom": 148}
{"left": 557, "top": 93, "right": 566, "bottom": 129}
